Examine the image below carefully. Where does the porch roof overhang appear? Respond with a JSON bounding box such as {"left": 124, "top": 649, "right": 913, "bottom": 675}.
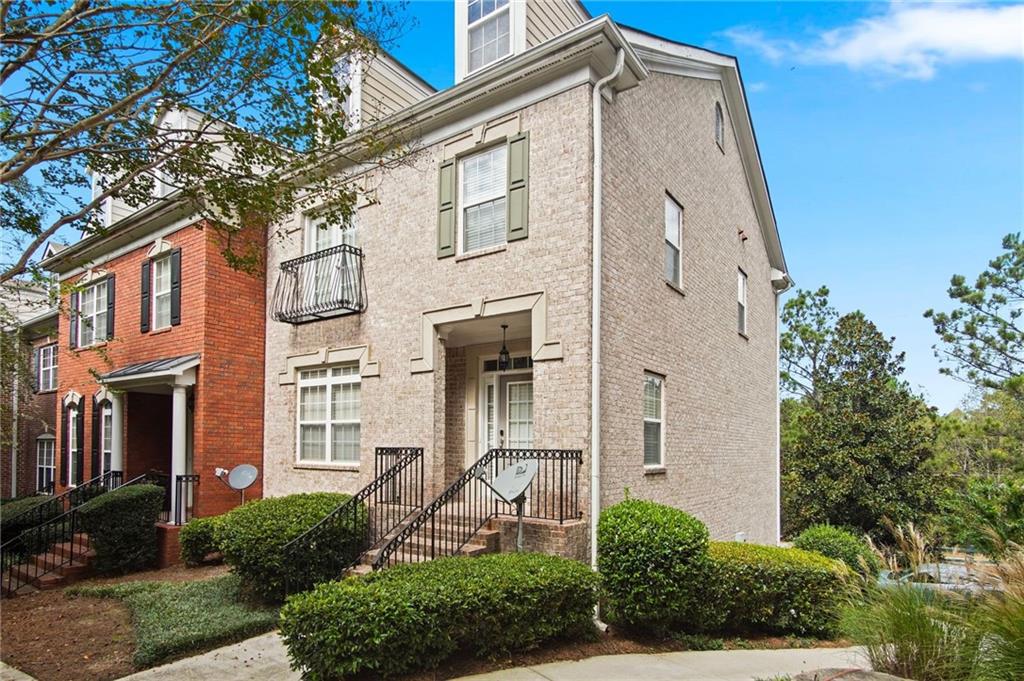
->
{"left": 99, "top": 353, "right": 200, "bottom": 390}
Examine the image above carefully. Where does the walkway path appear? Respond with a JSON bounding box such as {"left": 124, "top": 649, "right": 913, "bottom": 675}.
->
{"left": 114, "top": 631, "right": 866, "bottom": 681}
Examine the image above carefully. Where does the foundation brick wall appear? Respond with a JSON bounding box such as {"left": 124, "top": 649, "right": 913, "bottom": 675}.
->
{"left": 492, "top": 516, "right": 588, "bottom": 562}
{"left": 53, "top": 221, "right": 265, "bottom": 519}
{"left": 262, "top": 84, "right": 596, "bottom": 526}
{"left": 600, "top": 73, "right": 779, "bottom": 544}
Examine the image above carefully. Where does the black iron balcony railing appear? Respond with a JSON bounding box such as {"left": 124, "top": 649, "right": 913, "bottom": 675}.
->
{"left": 271, "top": 243, "right": 366, "bottom": 324}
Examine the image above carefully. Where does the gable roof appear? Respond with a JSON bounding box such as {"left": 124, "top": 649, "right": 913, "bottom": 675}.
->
{"left": 619, "top": 25, "right": 787, "bottom": 276}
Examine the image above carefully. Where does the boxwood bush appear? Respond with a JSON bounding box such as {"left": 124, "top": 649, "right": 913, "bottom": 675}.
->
{"left": 709, "top": 541, "right": 851, "bottom": 636}
{"left": 279, "top": 553, "right": 599, "bottom": 680}
{"left": 794, "top": 524, "right": 881, "bottom": 577}
{"left": 179, "top": 515, "right": 225, "bottom": 566}
{"left": 597, "top": 498, "right": 718, "bottom": 634}
{"left": 1, "top": 495, "right": 59, "bottom": 539}
{"left": 78, "top": 484, "right": 164, "bottom": 573}
{"left": 215, "top": 492, "right": 365, "bottom": 602}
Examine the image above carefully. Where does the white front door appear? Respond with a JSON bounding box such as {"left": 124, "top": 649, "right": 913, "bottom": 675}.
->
{"left": 480, "top": 374, "right": 533, "bottom": 457}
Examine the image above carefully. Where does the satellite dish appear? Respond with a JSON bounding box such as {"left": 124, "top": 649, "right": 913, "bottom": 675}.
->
{"left": 479, "top": 460, "right": 538, "bottom": 552}
{"left": 227, "top": 464, "right": 259, "bottom": 491}
{"left": 488, "top": 460, "right": 538, "bottom": 504}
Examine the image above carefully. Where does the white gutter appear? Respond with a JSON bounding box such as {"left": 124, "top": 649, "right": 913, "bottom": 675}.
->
{"left": 590, "top": 48, "right": 625, "bottom": 576}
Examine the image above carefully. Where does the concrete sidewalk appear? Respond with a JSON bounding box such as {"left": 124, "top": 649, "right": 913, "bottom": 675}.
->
{"left": 116, "top": 631, "right": 867, "bottom": 681}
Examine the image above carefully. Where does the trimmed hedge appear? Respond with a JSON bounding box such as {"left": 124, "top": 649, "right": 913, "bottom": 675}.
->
{"left": 78, "top": 484, "right": 164, "bottom": 573}
{"left": 794, "top": 524, "right": 881, "bottom": 577}
{"left": 0, "top": 495, "right": 59, "bottom": 540}
{"left": 215, "top": 493, "right": 365, "bottom": 602}
{"left": 598, "top": 498, "right": 717, "bottom": 634}
{"left": 709, "top": 541, "right": 850, "bottom": 636}
{"left": 179, "top": 515, "right": 225, "bottom": 566}
{"left": 280, "top": 553, "right": 599, "bottom": 680}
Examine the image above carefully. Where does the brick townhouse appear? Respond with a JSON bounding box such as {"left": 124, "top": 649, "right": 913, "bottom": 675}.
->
{"left": 40, "top": 203, "right": 266, "bottom": 528}
{"left": 1, "top": 279, "right": 59, "bottom": 499}
{"left": 262, "top": 0, "right": 792, "bottom": 566}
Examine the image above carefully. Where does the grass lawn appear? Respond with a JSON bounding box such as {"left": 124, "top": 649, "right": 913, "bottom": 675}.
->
{"left": 68, "top": 574, "right": 278, "bottom": 668}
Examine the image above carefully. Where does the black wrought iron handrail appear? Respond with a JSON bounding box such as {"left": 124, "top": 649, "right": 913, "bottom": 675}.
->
{"left": 283, "top": 447, "right": 424, "bottom": 594}
{"left": 2, "top": 470, "right": 123, "bottom": 539}
{"left": 371, "top": 448, "right": 582, "bottom": 571}
{"left": 271, "top": 243, "right": 366, "bottom": 324}
{"left": 1, "top": 472, "right": 170, "bottom": 596}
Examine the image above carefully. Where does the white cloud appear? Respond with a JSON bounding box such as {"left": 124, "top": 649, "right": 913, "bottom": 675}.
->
{"left": 724, "top": 3, "right": 1024, "bottom": 80}
{"left": 747, "top": 81, "right": 769, "bottom": 93}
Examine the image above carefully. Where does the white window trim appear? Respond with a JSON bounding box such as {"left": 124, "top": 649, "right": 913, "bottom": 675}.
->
{"left": 36, "top": 437, "right": 55, "bottom": 492}
{"left": 664, "top": 194, "right": 683, "bottom": 288}
{"left": 100, "top": 402, "right": 113, "bottom": 474}
{"left": 38, "top": 344, "right": 57, "bottom": 392}
{"left": 738, "top": 268, "right": 749, "bottom": 337}
{"left": 456, "top": 143, "right": 508, "bottom": 256}
{"left": 152, "top": 254, "right": 172, "bottom": 331}
{"left": 295, "top": 364, "right": 361, "bottom": 469}
{"left": 454, "top": 0, "right": 526, "bottom": 82}
{"left": 66, "top": 404, "right": 79, "bottom": 486}
{"left": 77, "top": 279, "right": 108, "bottom": 347}
{"left": 643, "top": 372, "right": 665, "bottom": 469}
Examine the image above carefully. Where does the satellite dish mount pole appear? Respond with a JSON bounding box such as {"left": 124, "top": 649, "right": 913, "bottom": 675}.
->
{"left": 513, "top": 492, "right": 526, "bottom": 552}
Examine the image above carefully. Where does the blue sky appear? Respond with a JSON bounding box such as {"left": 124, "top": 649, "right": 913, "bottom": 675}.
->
{"left": 383, "top": 1, "right": 1022, "bottom": 413}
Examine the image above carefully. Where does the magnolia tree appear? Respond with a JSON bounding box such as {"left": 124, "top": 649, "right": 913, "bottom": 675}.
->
{"left": 1, "top": 0, "right": 409, "bottom": 285}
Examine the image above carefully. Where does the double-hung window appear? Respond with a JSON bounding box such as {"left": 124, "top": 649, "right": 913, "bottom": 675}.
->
{"left": 467, "top": 0, "right": 510, "bottom": 73}
{"left": 67, "top": 404, "right": 79, "bottom": 483}
{"left": 297, "top": 364, "right": 361, "bottom": 465}
{"left": 664, "top": 196, "right": 683, "bottom": 286}
{"left": 460, "top": 145, "right": 507, "bottom": 253}
{"left": 152, "top": 255, "right": 172, "bottom": 330}
{"left": 37, "top": 344, "right": 57, "bottom": 392}
{"left": 100, "top": 402, "right": 113, "bottom": 473}
{"left": 737, "top": 269, "right": 748, "bottom": 336}
{"left": 643, "top": 373, "right": 664, "bottom": 467}
{"left": 36, "top": 438, "right": 55, "bottom": 492}
{"left": 78, "top": 281, "right": 108, "bottom": 346}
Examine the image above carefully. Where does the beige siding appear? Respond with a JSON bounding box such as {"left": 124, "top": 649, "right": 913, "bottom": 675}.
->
{"left": 526, "top": 0, "right": 588, "bottom": 48}
{"left": 600, "top": 72, "right": 779, "bottom": 544}
{"left": 360, "top": 56, "right": 433, "bottom": 123}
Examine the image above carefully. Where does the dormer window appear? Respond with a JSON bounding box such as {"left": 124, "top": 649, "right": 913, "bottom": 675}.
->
{"left": 468, "top": 0, "right": 510, "bottom": 73}
{"left": 456, "top": 0, "right": 524, "bottom": 82}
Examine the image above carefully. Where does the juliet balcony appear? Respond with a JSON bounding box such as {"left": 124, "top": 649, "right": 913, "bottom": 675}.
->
{"left": 271, "top": 244, "right": 366, "bottom": 324}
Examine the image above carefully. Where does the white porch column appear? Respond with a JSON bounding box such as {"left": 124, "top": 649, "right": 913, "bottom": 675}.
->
{"left": 170, "top": 385, "right": 188, "bottom": 524}
{"left": 110, "top": 392, "right": 124, "bottom": 476}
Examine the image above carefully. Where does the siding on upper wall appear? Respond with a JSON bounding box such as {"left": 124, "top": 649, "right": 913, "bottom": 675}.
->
{"left": 526, "top": 0, "right": 588, "bottom": 48}
{"left": 360, "top": 56, "right": 434, "bottom": 124}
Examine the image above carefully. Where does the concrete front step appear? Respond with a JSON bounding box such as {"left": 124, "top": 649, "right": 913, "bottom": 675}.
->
{"left": 1, "top": 532, "right": 93, "bottom": 597}
{"left": 1, "top": 573, "right": 38, "bottom": 597}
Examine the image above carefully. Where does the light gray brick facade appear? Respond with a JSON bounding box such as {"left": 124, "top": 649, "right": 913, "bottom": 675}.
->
{"left": 263, "top": 20, "right": 785, "bottom": 554}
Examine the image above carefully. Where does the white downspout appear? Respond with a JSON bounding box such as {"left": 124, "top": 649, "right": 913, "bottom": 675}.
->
{"left": 10, "top": 379, "right": 18, "bottom": 497}
{"left": 590, "top": 48, "right": 625, "bottom": 577}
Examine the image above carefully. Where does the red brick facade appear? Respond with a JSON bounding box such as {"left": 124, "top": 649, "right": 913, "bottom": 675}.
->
{"left": 54, "top": 220, "right": 266, "bottom": 518}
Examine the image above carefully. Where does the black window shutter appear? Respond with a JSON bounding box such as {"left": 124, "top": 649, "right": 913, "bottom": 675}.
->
{"left": 75, "top": 397, "right": 85, "bottom": 484}
{"left": 106, "top": 275, "right": 116, "bottom": 340}
{"left": 33, "top": 347, "right": 41, "bottom": 393}
{"left": 91, "top": 396, "right": 100, "bottom": 479}
{"left": 170, "top": 248, "right": 182, "bottom": 326}
{"left": 69, "top": 292, "right": 79, "bottom": 349}
{"left": 59, "top": 404, "right": 67, "bottom": 486}
{"left": 140, "top": 260, "right": 151, "bottom": 333}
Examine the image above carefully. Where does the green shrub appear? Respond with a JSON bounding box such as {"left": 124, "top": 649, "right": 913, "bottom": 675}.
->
{"left": 280, "top": 553, "right": 598, "bottom": 680}
{"left": 794, "top": 524, "right": 881, "bottom": 576}
{"left": 710, "top": 542, "right": 851, "bottom": 636}
{"left": 215, "top": 493, "right": 364, "bottom": 602}
{"left": 179, "top": 515, "right": 225, "bottom": 566}
{"left": 597, "top": 498, "right": 717, "bottom": 634}
{"left": 78, "top": 484, "right": 164, "bottom": 573}
{"left": 0, "top": 495, "right": 60, "bottom": 539}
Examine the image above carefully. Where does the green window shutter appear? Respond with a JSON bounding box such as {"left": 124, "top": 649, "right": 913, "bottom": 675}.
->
{"left": 506, "top": 131, "right": 529, "bottom": 242}
{"left": 437, "top": 158, "right": 456, "bottom": 258}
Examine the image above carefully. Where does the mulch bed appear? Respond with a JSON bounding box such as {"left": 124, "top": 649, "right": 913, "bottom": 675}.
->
{"left": 0, "top": 563, "right": 229, "bottom": 681}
